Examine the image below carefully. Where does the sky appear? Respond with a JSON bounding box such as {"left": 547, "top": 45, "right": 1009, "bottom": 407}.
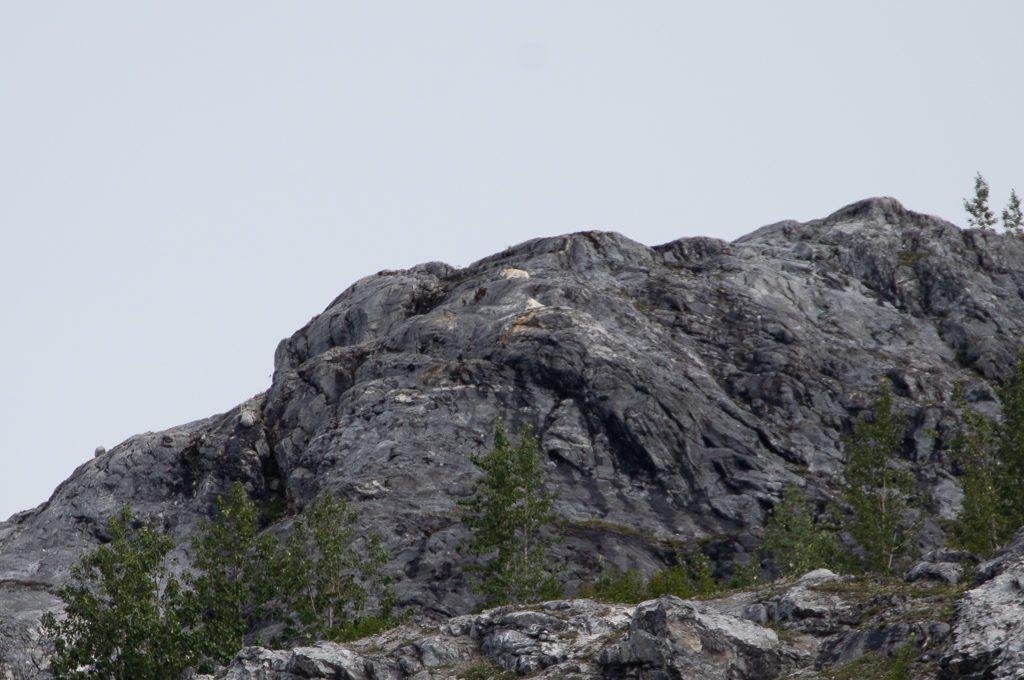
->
{"left": 2, "top": 2, "right": 1023, "bottom": 520}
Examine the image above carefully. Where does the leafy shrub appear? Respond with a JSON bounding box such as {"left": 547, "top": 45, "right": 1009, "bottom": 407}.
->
{"left": 578, "top": 566, "right": 647, "bottom": 603}
{"left": 647, "top": 548, "right": 717, "bottom": 599}
{"left": 579, "top": 546, "right": 720, "bottom": 604}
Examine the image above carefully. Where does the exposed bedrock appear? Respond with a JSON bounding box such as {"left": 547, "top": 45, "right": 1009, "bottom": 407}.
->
{"left": 3, "top": 197, "right": 1024, "bottom": 677}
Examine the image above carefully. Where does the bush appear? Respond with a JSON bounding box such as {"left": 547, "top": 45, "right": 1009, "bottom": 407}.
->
{"left": 579, "top": 546, "right": 720, "bottom": 604}
{"left": 761, "top": 483, "right": 838, "bottom": 577}
{"left": 578, "top": 565, "right": 647, "bottom": 603}
{"left": 647, "top": 548, "right": 717, "bottom": 599}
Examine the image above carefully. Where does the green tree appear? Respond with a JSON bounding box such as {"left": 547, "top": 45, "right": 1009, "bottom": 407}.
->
{"left": 947, "top": 383, "right": 1005, "bottom": 557}
{"left": 1003, "top": 189, "right": 1022, "bottom": 236}
{"left": 840, "top": 380, "right": 921, "bottom": 575}
{"left": 41, "top": 508, "right": 195, "bottom": 680}
{"left": 186, "top": 482, "right": 278, "bottom": 664}
{"left": 761, "top": 483, "right": 838, "bottom": 577}
{"left": 460, "top": 418, "right": 561, "bottom": 606}
{"left": 965, "top": 172, "right": 997, "bottom": 230}
{"left": 274, "top": 492, "right": 397, "bottom": 643}
{"left": 43, "top": 485, "right": 399, "bottom": 677}
{"left": 994, "top": 355, "right": 1024, "bottom": 529}
{"left": 951, "top": 356, "right": 1024, "bottom": 556}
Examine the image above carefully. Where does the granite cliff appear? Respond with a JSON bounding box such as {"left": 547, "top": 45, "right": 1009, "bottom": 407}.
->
{"left": 3, "top": 197, "right": 1024, "bottom": 678}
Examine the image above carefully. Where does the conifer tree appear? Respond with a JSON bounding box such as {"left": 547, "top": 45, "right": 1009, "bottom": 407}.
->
{"left": 964, "top": 172, "right": 997, "bottom": 230}
{"left": 459, "top": 418, "right": 561, "bottom": 606}
{"left": 1003, "top": 189, "right": 1023, "bottom": 236}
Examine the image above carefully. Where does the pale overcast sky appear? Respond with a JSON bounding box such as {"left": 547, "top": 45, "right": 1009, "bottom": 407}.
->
{"left": 2, "top": 2, "right": 1022, "bottom": 520}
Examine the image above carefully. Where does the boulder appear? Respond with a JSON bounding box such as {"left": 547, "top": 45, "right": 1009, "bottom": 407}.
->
{"left": 599, "top": 597, "right": 786, "bottom": 680}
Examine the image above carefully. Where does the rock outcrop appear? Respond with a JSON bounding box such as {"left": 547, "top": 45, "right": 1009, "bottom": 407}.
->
{"left": 196, "top": 571, "right": 964, "bottom": 679}
{"left": 941, "top": 528, "right": 1024, "bottom": 679}
{"left": 3, "top": 197, "right": 1024, "bottom": 678}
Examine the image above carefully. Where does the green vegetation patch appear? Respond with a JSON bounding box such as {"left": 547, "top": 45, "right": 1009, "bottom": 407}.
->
{"left": 809, "top": 575, "right": 963, "bottom": 625}
{"left": 457, "top": 660, "right": 520, "bottom": 680}
{"left": 786, "top": 639, "right": 916, "bottom": 680}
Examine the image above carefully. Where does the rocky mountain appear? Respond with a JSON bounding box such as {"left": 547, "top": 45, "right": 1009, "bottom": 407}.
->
{"left": 3, "top": 197, "right": 1024, "bottom": 678}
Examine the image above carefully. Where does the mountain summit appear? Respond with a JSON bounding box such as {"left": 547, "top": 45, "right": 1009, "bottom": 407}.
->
{"left": 3, "top": 198, "right": 1024, "bottom": 677}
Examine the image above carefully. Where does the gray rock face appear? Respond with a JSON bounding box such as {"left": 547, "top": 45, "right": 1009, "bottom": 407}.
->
{"left": 3, "top": 197, "right": 1024, "bottom": 677}
{"left": 942, "top": 528, "right": 1024, "bottom": 679}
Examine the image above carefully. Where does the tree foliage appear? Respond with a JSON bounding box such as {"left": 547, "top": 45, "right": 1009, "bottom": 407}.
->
{"left": 995, "top": 356, "right": 1024, "bottom": 526}
{"left": 578, "top": 565, "right": 648, "bottom": 603}
{"left": 761, "top": 483, "right": 838, "bottom": 577}
{"left": 43, "top": 484, "right": 396, "bottom": 678}
{"left": 964, "top": 172, "right": 997, "bottom": 230}
{"left": 187, "top": 483, "right": 278, "bottom": 663}
{"left": 647, "top": 548, "right": 717, "bottom": 599}
{"left": 275, "top": 491, "right": 396, "bottom": 643}
{"left": 840, "top": 380, "right": 921, "bottom": 575}
{"left": 460, "top": 418, "right": 561, "bottom": 606}
{"left": 964, "top": 172, "right": 1022, "bottom": 236}
{"left": 950, "top": 355, "right": 1024, "bottom": 556}
{"left": 1003, "top": 188, "right": 1022, "bottom": 236}
{"left": 947, "top": 384, "right": 1005, "bottom": 557}
{"left": 580, "top": 546, "right": 718, "bottom": 604}
{"left": 41, "top": 508, "right": 195, "bottom": 680}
